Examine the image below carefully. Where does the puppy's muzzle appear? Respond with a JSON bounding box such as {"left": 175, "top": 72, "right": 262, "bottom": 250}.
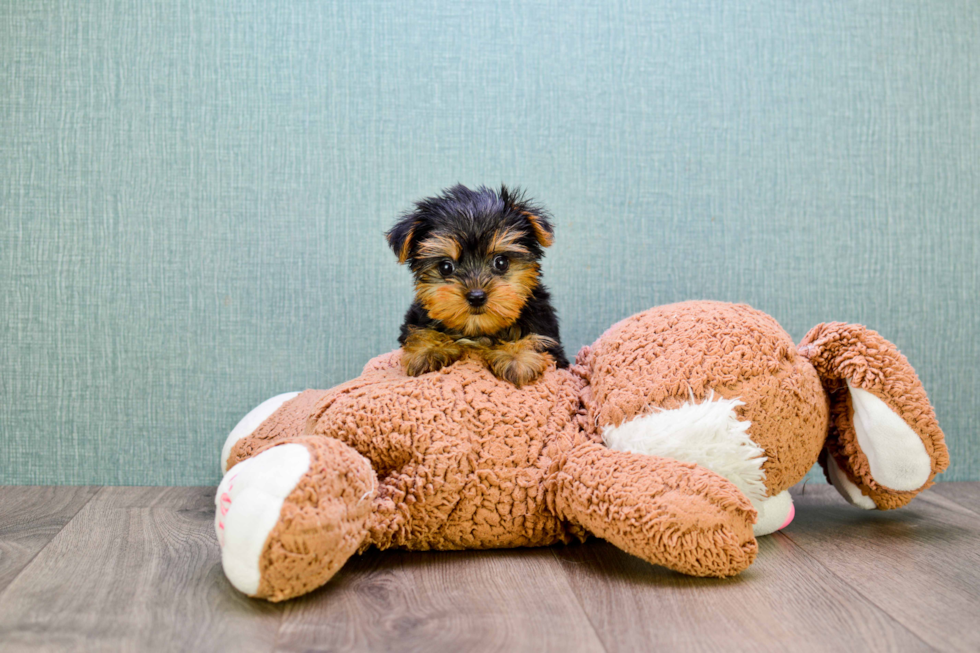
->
{"left": 465, "top": 289, "right": 488, "bottom": 308}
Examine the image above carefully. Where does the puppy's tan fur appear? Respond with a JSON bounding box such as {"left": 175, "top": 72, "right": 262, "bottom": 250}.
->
{"left": 478, "top": 334, "right": 556, "bottom": 388}
{"left": 414, "top": 260, "right": 540, "bottom": 337}
{"left": 401, "top": 328, "right": 465, "bottom": 377}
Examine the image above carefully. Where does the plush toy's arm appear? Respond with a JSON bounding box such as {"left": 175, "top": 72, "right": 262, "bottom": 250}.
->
{"left": 799, "top": 323, "right": 949, "bottom": 510}
{"left": 553, "top": 441, "right": 758, "bottom": 577}
{"left": 215, "top": 435, "right": 377, "bottom": 602}
{"left": 223, "top": 367, "right": 417, "bottom": 477}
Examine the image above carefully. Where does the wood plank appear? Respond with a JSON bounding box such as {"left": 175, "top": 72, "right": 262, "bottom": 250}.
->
{"left": 0, "top": 486, "right": 283, "bottom": 652}
{"left": 930, "top": 482, "right": 980, "bottom": 517}
{"left": 276, "top": 546, "right": 607, "bottom": 653}
{"left": 0, "top": 486, "right": 99, "bottom": 593}
{"left": 1, "top": 483, "right": 976, "bottom": 651}
{"left": 553, "top": 530, "right": 930, "bottom": 653}
{"left": 785, "top": 483, "right": 980, "bottom": 652}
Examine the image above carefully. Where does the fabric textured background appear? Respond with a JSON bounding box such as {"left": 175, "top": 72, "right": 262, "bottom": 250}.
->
{"left": 1, "top": 0, "right": 977, "bottom": 485}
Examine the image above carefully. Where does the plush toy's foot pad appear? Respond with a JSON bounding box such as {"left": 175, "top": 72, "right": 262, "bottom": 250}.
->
{"left": 752, "top": 490, "right": 795, "bottom": 536}
{"left": 215, "top": 437, "right": 377, "bottom": 602}
{"left": 220, "top": 392, "right": 300, "bottom": 474}
{"left": 216, "top": 443, "right": 310, "bottom": 596}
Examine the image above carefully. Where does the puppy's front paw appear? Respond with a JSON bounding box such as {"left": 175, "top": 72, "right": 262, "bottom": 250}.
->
{"left": 401, "top": 328, "right": 464, "bottom": 376}
{"left": 483, "top": 336, "right": 555, "bottom": 387}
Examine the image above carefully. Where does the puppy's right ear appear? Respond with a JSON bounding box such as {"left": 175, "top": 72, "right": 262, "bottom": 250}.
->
{"left": 386, "top": 214, "right": 419, "bottom": 264}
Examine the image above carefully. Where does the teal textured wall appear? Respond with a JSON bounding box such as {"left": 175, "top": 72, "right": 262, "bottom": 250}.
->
{"left": 1, "top": 1, "right": 977, "bottom": 485}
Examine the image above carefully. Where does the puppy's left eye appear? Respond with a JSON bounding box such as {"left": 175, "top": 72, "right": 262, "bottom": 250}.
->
{"left": 438, "top": 260, "right": 455, "bottom": 277}
{"left": 492, "top": 255, "right": 510, "bottom": 273}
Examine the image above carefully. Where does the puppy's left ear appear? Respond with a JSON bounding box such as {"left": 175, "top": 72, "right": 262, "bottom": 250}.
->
{"left": 501, "top": 185, "right": 554, "bottom": 248}
{"left": 521, "top": 210, "right": 554, "bottom": 248}
{"left": 386, "top": 213, "right": 419, "bottom": 264}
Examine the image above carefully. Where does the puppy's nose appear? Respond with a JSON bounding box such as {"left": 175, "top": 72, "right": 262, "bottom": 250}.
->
{"left": 466, "top": 289, "right": 488, "bottom": 307}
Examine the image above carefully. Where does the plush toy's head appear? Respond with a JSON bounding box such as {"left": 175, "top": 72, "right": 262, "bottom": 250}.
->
{"left": 580, "top": 301, "right": 829, "bottom": 500}
{"left": 581, "top": 301, "right": 947, "bottom": 520}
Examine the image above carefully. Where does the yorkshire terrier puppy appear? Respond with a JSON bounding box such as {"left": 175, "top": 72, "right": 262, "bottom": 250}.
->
{"left": 386, "top": 184, "right": 568, "bottom": 387}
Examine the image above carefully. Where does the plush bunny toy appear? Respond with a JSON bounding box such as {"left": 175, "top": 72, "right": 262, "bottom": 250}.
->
{"left": 215, "top": 301, "right": 948, "bottom": 602}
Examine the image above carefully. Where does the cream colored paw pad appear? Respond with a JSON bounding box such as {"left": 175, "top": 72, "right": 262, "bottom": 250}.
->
{"left": 214, "top": 443, "right": 310, "bottom": 596}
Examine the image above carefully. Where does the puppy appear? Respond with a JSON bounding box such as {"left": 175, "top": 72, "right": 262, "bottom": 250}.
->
{"left": 386, "top": 184, "right": 568, "bottom": 387}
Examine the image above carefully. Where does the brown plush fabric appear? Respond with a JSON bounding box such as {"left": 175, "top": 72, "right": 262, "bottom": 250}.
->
{"left": 253, "top": 437, "right": 377, "bottom": 602}
{"left": 555, "top": 441, "right": 757, "bottom": 576}
{"left": 226, "top": 351, "right": 760, "bottom": 599}
{"left": 303, "top": 355, "right": 592, "bottom": 551}
{"left": 226, "top": 390, "right": 325, "bottom": 468}
{"left": 578, "top": 301, "right": 829, "bottom": 496}
{"left": 220, "top": 300, "right": 949, "bottom": 601}
{"left": 360, "top": 349, "right": 403, "bottom": 374}
{"left": 228, "top": 354, "right": 594, "bottom": 552}
{"left": 800, "top": 322, "right": 950, "bottom": 509}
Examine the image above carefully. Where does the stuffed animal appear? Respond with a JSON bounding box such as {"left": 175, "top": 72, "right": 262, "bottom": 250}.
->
{"left": 215, "top": 300, "right": 948, "bottom": 602}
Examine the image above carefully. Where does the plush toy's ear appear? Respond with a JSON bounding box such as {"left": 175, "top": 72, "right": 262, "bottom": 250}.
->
{"left": 385, "top": 214, "right": 419, "bottom": 264}
{"left": 799, "top": 322, "right": 949, "bottom": 510}
{"left": 500, "top": 185, "right": 555, "bottom": 248}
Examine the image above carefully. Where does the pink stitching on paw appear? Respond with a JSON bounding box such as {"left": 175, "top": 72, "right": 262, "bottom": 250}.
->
{"left": 217, "top": 473, "right": 239, "bottom": 547}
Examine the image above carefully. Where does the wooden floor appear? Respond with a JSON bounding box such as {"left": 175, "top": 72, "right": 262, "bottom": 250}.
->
{"left": 0, "top": 483, "right": 977, "bottom": 652}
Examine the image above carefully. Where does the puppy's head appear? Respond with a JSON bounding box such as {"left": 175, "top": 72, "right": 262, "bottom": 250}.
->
{"left": 386, "top": 184, "right": 555, "bottom": 336}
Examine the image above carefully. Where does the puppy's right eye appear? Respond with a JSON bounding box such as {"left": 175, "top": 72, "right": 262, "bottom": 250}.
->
{"left": 438, "top": 260, "right": 455, "bottom": 277}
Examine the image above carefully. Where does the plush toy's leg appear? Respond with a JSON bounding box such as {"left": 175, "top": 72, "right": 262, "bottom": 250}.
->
{"left": 215, "top": 436, "right": 376, "bottom": 602}
{"left": 600, "top": 392, "right": 796, "bottom": 536}
{"left": 554, "top": 441, "right": 758, "bottom": 577}
{"left": 799, "top": 323, "right": 949, "bottom": 510}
